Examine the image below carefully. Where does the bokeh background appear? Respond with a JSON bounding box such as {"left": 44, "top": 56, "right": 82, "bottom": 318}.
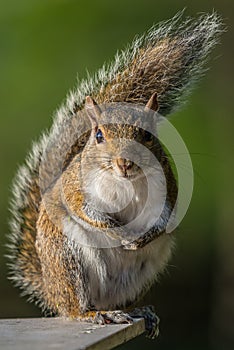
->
{"left": 0, "top": 1, "right": 233, "bottom": 349}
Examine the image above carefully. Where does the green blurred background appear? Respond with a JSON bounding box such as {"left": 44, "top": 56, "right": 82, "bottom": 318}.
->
{"left": 0, "top": 0, "right": 233, "bottom": 349}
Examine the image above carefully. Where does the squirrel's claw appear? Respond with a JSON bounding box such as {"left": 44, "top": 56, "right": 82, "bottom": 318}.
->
{"left": 129, "top": 305, "right": 160, "bottom": 339}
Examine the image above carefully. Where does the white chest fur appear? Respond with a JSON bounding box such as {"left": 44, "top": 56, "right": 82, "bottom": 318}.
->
{"left": 85, "top": 166, "right": 167, "bottom": 237}
{"left": 63, "top": 162, "right": 172, "bottom": 309}
{"left": 78, "top": 234, "right": 173, "bottom": 309}
{"left": 63, "top": 211, "right": 173, "bottom": 309}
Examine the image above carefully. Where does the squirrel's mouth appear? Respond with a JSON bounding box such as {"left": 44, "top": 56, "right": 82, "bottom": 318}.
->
{"left": 111, "top": 158, "right": 143, "bottom": 180}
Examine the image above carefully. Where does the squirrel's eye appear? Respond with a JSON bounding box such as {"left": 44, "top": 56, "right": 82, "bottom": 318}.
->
{"left": 144, "top": 131, "right": 153, "bottom": 142}
{"left": 96, "top": 129, "right": 105, "bottom": 144}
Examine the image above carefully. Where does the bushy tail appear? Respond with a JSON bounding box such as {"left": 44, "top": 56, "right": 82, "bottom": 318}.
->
{"left": 7, "top": 11, "right": 223, "bottom": 307}
{"left": 63, "top": 11, "right": 223, "bottom": 119}
{"left": 7, "top": 137, "right": 46, "bottom": 308}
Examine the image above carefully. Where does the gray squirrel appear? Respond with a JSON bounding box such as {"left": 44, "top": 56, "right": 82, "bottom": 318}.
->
{"left": 7, "top": 11, "right": 222, "bottom": 338}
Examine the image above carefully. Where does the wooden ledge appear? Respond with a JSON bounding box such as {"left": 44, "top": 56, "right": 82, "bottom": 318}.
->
{"left": 0, "top": 317, "right": 145, "bottom": 350}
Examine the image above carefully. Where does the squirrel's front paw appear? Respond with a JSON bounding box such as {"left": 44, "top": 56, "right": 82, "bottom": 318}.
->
{"left": 129, "top": 305, "right": 160, "bottom": 339}
{"left": 94, "top": 310, "right": 133, "bottom": 325}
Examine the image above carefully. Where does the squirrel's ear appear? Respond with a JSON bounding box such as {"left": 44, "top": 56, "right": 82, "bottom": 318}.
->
{"left": 85, "top": 96, "right": 102, "bottom": 128}
{"left": 145, "top": 92, "right": 159, "bottom": 113}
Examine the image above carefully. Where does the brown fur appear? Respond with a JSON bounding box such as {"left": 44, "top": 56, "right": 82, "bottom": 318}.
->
{"left": 8, "top": 12, "right": 222, "bottom": 318}
{"left": 95, "top": 39, "right": 184, "bottom": 108}
{"left": 36, "top": 203, "right": 80, "bottom": 317}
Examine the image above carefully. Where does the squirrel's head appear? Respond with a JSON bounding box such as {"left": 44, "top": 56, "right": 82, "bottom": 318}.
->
{"left": 80, "top": 93, "right": 167, "bottom": 221}
{"left": 83, "top": 93, "right": 161, "bottom": 180}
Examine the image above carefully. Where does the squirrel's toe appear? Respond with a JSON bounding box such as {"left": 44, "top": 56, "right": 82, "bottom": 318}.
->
{"left": 100, "top": 310, "right": 133, "bottom": 325}
{"left": 129, "top": 305, "right": 160, "bottom": 339}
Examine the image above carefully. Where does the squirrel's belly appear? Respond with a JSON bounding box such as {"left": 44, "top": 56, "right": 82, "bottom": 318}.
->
{"left": 80, "top": 234, "right": 173, "bottom": 310}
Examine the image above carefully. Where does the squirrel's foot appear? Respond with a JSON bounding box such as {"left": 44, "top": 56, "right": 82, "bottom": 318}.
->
{"left": 95, "top": 310, "right": 133, "bottom": 325}
{"left": 78, "top": 310, "right": 133, "bottom": 326}
{"left": 78, "top": 307, "right": 159, "bottom": 338}
{"left": 129, "top": 305, "right": 160, "bottom": 339}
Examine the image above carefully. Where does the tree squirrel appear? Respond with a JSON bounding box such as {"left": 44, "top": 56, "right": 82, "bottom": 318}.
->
{"left": 7, "top": 11, "right": 222, "bottom": 338}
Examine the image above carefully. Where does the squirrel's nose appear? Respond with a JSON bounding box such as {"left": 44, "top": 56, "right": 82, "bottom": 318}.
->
{"left": 116, "top": 158, "right": 134, "bottom": 172}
